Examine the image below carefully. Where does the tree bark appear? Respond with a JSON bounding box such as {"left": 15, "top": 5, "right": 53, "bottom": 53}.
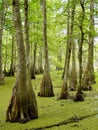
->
{"left": 24, "top": 0, "right": 38, "bottom": 119}
{"left": 82, "top": 0, "right": 95, "bottom": 90}
{"left": 3, "top": 34, "right": 8, "bottom": 76}
{"left": 60, "top": 0, "right": 71, "bottom": 99}
{"left": 39, "top": 0, "right": 54, "bottom": 97}
{"left": 69, "top": 0, "right": 77, "bottom": 91}
{"left": 73, "top": 0, "right": 85, "bottom": 102}
{"left": 8, "top": 34, "right": 15, "bottom": 76}
{"left": 31, "top": 42, "right": 37, "bottom": 79}
{"left": 0, "top": 0, "right": 5, "bottom": 84}
{"left": 37, "top": 47, "right": 43, "bottom": 74}
{"left": 6, "top": 0, "right": 38, "bottom": 123}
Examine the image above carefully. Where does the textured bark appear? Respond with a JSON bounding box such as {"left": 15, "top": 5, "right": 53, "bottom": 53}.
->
{"left": 40, "top": 72, "right": 54, "bottom": 97}
{"left": 0, "top": 0, "right": 5, "bottom": 84}
{"left": 74, "top": 0, "right": 85, "bottom": 102}
{"left": 31, "top": 42, "right": 37, "bottom": 79}
{"left": 69, "top": 41, "right": 77, "bottom": 91}
{"left": 37, "top": 47, "right": 43, "bottom": 74}
{"left": 82, "top": 0, "right": 95, "bottom": 90}
{"left": 8, "top": 34, "right": 15, "bottom": 76}
{"left": 89, "top": 0, "right": 95, "bottom": 84}
{"left": 3, "top": 35, "right": 8, "bottom": 76}
{"left": 60, "top": 0, "right": 71, "bottom": 99}
{"left": 6, "top": 0, "right": 38, "bottom": 123}
{"left": 62, "top": 48, "right": 67, "bottom": 79}
{"left": 69, "top": 1, "right": 77, "bottom": 91}
{"left": 24, "top": 0, "right": 38, "bottom": 119}
{"left": 39, "top": 0, "right": 54, "bottom": 97}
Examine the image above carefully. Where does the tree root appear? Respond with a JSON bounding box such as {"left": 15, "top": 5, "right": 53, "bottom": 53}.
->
{"left": 27, "top": 112, "right": 98, "bottom": 130}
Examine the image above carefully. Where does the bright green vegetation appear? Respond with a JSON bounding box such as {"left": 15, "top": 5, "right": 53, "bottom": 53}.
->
{"left": 0, "top": 71, "right": 98, "bottom": 130}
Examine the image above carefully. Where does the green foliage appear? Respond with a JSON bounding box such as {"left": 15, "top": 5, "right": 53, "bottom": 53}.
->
{"left": 1, "top": 0, "right": 98, "bottom": 70}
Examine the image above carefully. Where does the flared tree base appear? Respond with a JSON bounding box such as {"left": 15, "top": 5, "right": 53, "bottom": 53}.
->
{"left": 38, "top": 84, "right": 54, "bottom": 97}
{"left": 38, "top": 91, "right": 54, "bottom": 97}
{"left": 60, "top": 91, "right": 69, "bottom": 99}
{"left": 69, "top": 78, "right": 77, "bottom": 91}
{"left": 73, "top": 92, "right": 84, "bottom": 102}
{"left": 39, "top": 73, "right": 54, "bottom": 97}
{"left": 6, "top": 84, "right": 38, "bottom": 123}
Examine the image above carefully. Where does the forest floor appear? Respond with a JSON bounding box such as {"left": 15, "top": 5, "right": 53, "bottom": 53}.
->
{"left": 0, "top": 71, "right": 98, "bottom": 130}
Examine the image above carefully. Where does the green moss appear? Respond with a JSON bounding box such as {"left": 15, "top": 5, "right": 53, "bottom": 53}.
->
{"left": 0, "top": 72, "right": 98, "bottom": 130}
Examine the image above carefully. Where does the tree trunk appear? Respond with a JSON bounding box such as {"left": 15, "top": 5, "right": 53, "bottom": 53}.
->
{"left": 8, "top": 34, "right": 15, "bottom": 76}
{"left": 37, "top": 47, "right": 43, "bottom": 74}
{"left": 39, "top": 0, "right": 54, "bottom": 97}
{"left": 31, "top": 42, "right": 37, "bottom": 79}
{"left": 73, "top": 0, "right": 85, "bottom": 102}
{"left": 60, "top": 43, "right": 71, "bottom": 99}
{"left": 6, "top": 0, "right": 38, "bottom": 123}
{"left": 82, "top": 0, "right": 95, "bottom": 90}
{"left": 69, "top": 1, "right": 77, "bottom": 91}
{"left": 89, "top": 0, "right": 95, "bottom": 84}
{"left": 60, "top": 0, "right": 71, "bottom": 99}
{"left": 24, "top": 0, "right": 38, "bottom": 119}
{"left": 0, "top": 0, "right": 5, "bottom": 84}
{"left": 69, "top": 41, "right": 77, "bottom": 91}
{"left": 3, "top": 34, "right": 8, "bottom": 76}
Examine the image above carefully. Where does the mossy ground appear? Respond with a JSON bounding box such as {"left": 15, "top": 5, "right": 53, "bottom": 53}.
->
{"left": 0, "top": 71, "right": 98, "bottom": 130}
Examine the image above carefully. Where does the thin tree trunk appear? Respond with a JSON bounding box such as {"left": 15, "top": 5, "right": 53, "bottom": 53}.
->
{"left": 60, "top": 0, "right": 71, "bottom": 99}
{"left": 31, "top": 42, "right": 37, "bottom": 79}
{"left": 73, "top": 0, "right": 85, "bottom": 102}
{"left": 3, "top": 35, "right": 8, "bottom": 76}
{"left": 89, "top": 0, "right": 95, "bottom": 84}
{"left": 69, "top": 41, "right": 77, "bottom": 90}
{"left": 8, "top": 34, "right": 15, "bottom": 76}
{"left": 0, "top": 0, "right": 5, "bottom": 84}
{"left": 39, "top": 0, "right": 54, "bottom": 97}
{"left": 37, "top": 47, "right": 43, "bottom": 74}
{"left": 69, "top": 0, "right": 77, "bottom": 91}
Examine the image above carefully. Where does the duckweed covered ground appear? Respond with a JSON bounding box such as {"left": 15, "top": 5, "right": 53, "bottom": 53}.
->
{"left": 0, "top": 71, "right": 98, "bottom": 130}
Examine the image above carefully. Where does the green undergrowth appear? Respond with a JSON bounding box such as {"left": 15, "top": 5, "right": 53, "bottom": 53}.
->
{"left": 0, "top": 71, "right": 98, "bottom": 130}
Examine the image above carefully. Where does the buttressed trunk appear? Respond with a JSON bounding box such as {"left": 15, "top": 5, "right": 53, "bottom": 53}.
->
{"left": 39, "top": 0, "right": 54, "bottom": 97}
{"left": 6, "top": 0, "right": 38, "bottom": 123}
{"left": 82, "top": 0, "right": 95, "bottom": 90}
{"left": 24, "top": 0, "right": 38, "bottom": 119}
